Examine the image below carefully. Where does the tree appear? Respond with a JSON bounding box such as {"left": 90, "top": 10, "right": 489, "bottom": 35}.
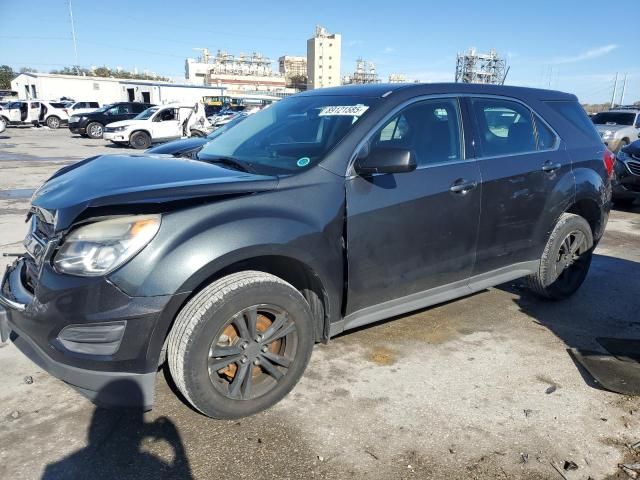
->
{"left": 0, "top": 65, "right": 15, "bottom": 89}
{"left": 19, "top": 67, "right": 38, "bottom": 74}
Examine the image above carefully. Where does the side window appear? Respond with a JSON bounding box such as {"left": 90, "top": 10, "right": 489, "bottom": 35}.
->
{"left": 121, "top": 104, "right": 132, "bottom": 114}
{"left": 635, "top": 114, "right": 640, "bottom": 128}
{"left": 534, "top": 116, "right": 557, "bottom": 150}
{"left": 159, "top": 109, "right": 176, "bottom": 121}
{"left": 132, "top": 104, "right": 146, "bottom": 113}
{"left": 471, "top": 98, "right": 536, "bottom": 156}
{"left": 372, "top": 98, "right": 462, "bottom": 166}
{"left": 89, "top": 102, "right": 99, "bottom": 108}
{"left": 73, "top": 103, "right": 85, "bottom": 109}
{"left": 108, "top": 105, "right": 125, "bottom": 115}
{"left": 543, "top": 100, "right": 601, "bottom": 144}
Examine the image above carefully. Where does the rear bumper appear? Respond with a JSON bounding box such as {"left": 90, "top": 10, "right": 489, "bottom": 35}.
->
{"left": 0, "top": 259, "right": 177, "bottom": 408}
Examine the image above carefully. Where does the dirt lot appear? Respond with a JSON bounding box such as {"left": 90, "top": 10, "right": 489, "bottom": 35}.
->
{"left": 1, "top": 127, "right": 640, "bottom": 480}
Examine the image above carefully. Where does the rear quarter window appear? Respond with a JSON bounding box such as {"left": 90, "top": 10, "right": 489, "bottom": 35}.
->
{"left": 544, "top": 101, "right": 601, "bottom": 144}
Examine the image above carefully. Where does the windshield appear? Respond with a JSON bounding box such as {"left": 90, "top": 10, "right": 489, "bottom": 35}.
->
{"left": 135, "top": 107, "right": 159, "bottom": 120}
{"left": 205, "top": 114, "right": 248, "bottom": 139}
{"left": 198, "top": 95, "right": 377, "bottom": 174}
{"left": 592, "top": 112, "right": 636, "bottom": 126}
{"left": 92, "top": 104, "right": 113, "bottom": 113}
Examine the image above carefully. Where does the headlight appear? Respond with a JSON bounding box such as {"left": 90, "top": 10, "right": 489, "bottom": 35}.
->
{"left": 602, "top": 130, "right": 613, "bottom": 139}
{"left": 113, "top": 125, "right": 128, "bottom": 132}
{"left": 54, "top": 215, "right": 161, "bottom": 276}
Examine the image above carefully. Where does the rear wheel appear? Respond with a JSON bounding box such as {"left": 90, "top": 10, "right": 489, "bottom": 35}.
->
{"left": 167, "top": 271, "right": 314, "bottom": 419}
{"left": 86, "top": 122, "right": 104, "bottom": 139}
{"left": 46, "top": 116, "right": 60, "bottom": 129}
{"left": 526, "top": 213, "right": 593, "bottom": 300}
{"left": 130, "top": 131, "right": 151, "bottom": 149}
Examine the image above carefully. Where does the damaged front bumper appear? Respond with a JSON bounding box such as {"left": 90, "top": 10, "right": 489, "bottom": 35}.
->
{"left": 0, "top": 258, "right": 174, "bottom": 409}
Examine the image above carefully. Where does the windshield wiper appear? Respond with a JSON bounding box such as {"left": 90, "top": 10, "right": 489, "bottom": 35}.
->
{"left": 196, "top": 154, "right": 255, "bottom": 173}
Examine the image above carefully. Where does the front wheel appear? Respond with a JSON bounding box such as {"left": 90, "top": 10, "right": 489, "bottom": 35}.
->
{"left": 167, "top": 271, "right": 315, "bottom": 419}
{"left": 526, "top": 213, "right": 594, "bottom": 300}
{"left": 86, "top": 122, "right": 104, "bottom": 139}
{"left": 46, "top": 116, "right": 60, "bottom": 129}
{"left": 130, "top": 131, "right": 151, "bottom": 149}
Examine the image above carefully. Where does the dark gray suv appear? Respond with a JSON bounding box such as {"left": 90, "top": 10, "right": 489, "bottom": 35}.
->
{"left": 0, "top": 83, "right": 613, "bottom": 419}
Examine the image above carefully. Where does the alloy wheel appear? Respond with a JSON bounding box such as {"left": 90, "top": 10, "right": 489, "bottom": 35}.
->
{"left": 208, "top": 304, "right": 298, "bottom": 401}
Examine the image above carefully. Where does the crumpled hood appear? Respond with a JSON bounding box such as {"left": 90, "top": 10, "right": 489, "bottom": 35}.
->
{"left": 31, "top": 154, "right": 278, "bottom": 230}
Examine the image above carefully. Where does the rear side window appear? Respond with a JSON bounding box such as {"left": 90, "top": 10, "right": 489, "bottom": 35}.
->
{"left": 89, "top": 102, "right": 99, "bottom": 108}
{"left": 544, "top": 100, "right": 601, "bottom": 144}
{"left": 534, "top": 116, "right": 557, "bottom": 150}
{"left": 73, "top": 103, "right": 85, "bottom": 109}
{"left": 471, "top": 98, "right": 536, "bottom": 156}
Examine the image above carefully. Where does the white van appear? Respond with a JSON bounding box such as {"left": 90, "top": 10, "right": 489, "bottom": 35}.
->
{"left": 103, "top": 103, "right": 203, "bottom": 149}
{"left": 0, "top": 100, "right": 70, "bottom": 129}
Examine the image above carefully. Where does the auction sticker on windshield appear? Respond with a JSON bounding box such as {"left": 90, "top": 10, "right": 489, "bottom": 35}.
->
{"left": 319, "top": 105, "right": 369, "bottom": 117}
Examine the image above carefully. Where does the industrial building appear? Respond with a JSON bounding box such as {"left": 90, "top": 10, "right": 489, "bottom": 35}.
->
{"left": 278, "top": 55, "right": 307, "bottom": 87}
{"left": 10, "top": 72, "right": 224, "bottom": 105}
{"left": 306, "top": 25, "right": 342, "bottom": 89}
{"left": 455, "top": 48, "right": 508, "bottom": 85}
{"left": 343, "top": 58, "right": 380, "bottom": 85}
{"left": 184, "top": 48, "right": 292, "bottom": 95}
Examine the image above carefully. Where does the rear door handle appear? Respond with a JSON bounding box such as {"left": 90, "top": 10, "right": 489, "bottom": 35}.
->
{"left": 450, "top": 179, "right": 478, "bottom": 194}
{"left": 542, "top": 161, "right": 562, "bottom": 172}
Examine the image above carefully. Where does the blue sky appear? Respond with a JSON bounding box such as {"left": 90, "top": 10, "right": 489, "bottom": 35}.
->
{"left": 2, "top": 0, "right": 638, "bottom": 103}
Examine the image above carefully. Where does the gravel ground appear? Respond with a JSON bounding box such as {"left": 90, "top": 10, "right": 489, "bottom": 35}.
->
{"left": 1, "top": 127, "right": 640, "bottom": 480}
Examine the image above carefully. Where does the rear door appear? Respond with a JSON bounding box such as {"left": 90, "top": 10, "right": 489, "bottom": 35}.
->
{"left": 468, "top": 96, "right": 569, "bottom": 275}
{"left": 346, "top": 97, "right": 481, "bottom": 316}
{"left": 29, "top": 102, "right": 40, "bottom": 122}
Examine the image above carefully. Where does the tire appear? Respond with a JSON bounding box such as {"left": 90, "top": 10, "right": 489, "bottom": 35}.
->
{"left": 130, "top": 131, "right": 151, "bottom": 149}
{"left": 526, "top": 213, "right": 594, "bottom": 300}
{"left": 190, "top": 130, "right": 204, "bottom": 138}
{"left": 86, "top": 122, "right": 104, "bottom": 139}
{"left": 167, "top": 271, "right": 314, "bottom": 419}
{"left": 46, "top": 116, "right": 60, "bottom": 129}
{"left": 618, "top": 139, "right": 630, "bottom": 151}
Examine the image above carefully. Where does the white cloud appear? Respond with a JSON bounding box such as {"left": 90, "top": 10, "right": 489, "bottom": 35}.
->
{"left": 552, "top": 44, "right": 619, "bottom": 64}
{"left": 383, "top": 47, "right": 395, "bottom": 54}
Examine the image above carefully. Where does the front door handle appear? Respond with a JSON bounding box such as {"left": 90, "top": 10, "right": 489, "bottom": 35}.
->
{"left": 542, "top": 161, "right": 562, "bottom": 173}
{"left": 450, "top": 179, "right": 478, "bottom": 194}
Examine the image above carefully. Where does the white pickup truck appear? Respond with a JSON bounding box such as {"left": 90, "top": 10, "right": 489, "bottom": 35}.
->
{"left": 103, "top": 103, "right": 206, "bottom": 149}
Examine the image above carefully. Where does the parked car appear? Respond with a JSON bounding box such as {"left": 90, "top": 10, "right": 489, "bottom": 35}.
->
{"left": 63, "top": 101, "right": 101, "bottom": 117}
{"left": 68, "top": 102, "right": 154, "bottom": 139}
{"left": 103, "top": 103, "right": 201, "bottom": 149}
{"left": 0, "top": 100, "right": 69, "bottom": 129}
{"left": 0, "top": 83, "right": 612, "bottom": 419}
{"left": 612, "top": 138, "right": 640, "bottom": 206}
{"left": 145, "top": 112, "right": 249, "bottom": 157}
{"left": 592, "top": 107, "right": 640, "bottom": 152}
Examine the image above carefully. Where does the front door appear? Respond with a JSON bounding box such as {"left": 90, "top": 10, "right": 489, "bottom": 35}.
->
{"left": 152, "top": 108, "right": 180, "bottom": 140}
{"left": 346, "top": 97, "right": 481, "bottom": 317}
{"left": 468, "top": 97, "right": 571, "bottom": 275}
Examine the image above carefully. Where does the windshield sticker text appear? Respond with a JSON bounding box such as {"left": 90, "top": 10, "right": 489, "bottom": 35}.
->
{"left": 319, "top": 105, "right": 369, "bottom": 117}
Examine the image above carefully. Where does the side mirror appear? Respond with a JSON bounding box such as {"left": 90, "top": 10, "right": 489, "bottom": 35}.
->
{"left": 355, "top": 146, "right": 417, "bottom": 175}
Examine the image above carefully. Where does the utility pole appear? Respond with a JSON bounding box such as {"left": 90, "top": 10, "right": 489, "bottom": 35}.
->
{"left": 619, "top": 73, "right": 628, "bottom": 106}
{"left": 611, "top": 72, "right": 619, "bottom": 109}
{"left": 68, "top": 0, "right": 79, "bottom": 72}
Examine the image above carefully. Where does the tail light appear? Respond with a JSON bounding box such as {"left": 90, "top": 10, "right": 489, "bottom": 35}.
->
{"left": 603, "top": 149, "right": 615, "bottom": 177}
